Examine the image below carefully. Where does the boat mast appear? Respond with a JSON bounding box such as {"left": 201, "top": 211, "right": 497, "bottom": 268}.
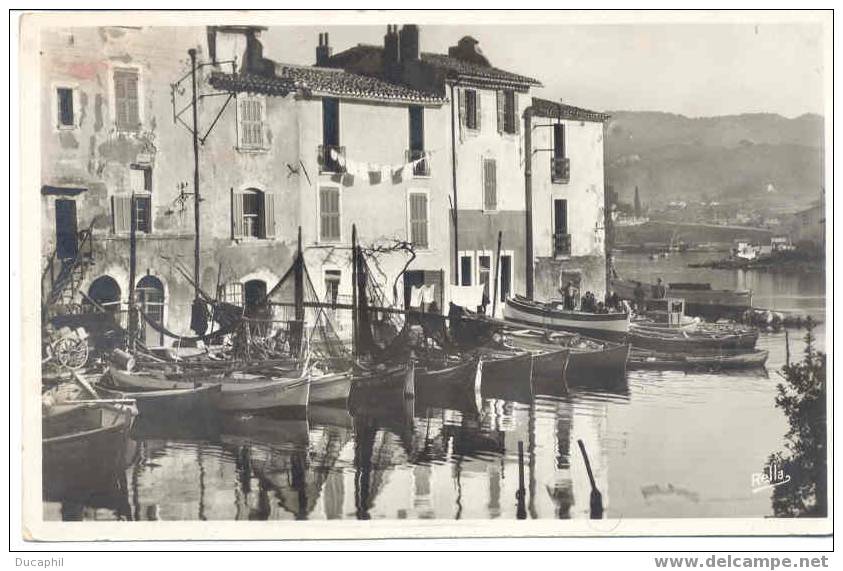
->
{"left": 189, "top": 48, "right": 201, "bottom": 300}
{"left": 351, "top": 224, "right": 358, "bottom": 360}
{"left": 293, "top": 226, "right": 305, "bottom": 357}
{"left": 128, "top": 191, "right": 137, "bottom": 350}
{"left": 492, "top": 230, "right": 503, "bottom": 316}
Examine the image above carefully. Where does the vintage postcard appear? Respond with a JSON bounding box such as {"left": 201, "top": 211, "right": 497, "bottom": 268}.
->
{"left": 17, "top": 9, "right": 832, "bottom": 542}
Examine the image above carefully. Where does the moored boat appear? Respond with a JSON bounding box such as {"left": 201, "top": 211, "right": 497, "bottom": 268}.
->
{"left": 611, "top": 277, "right": 752, "bottom": 319}
{"left": 308, "top": 370, "right": 353, "bottom": 405}
{"left": 503, "top": 295, "right": 630, "bottom": 337}
{"left": 107, "top": 367, "right": 311, "bottom": 412}
{"left": 95, "top": 381, "right": 221, "bottom": 418}
{"left": 628, "top": 323, "right": 759, "bottom": 353}
{"left": 629, "top": 349, "right": 769, "bottom": 370}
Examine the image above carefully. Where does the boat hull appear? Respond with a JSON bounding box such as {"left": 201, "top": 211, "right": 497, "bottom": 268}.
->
{"left": 566, "top": 344, "right": 630, "bottom": 388}
{"left": 96, "top": 382, "right": 221, "bottom": 418}
{"left": 309, "top": 372, "right": 352, "bottom": 404}
{"left": 612, "top": 278, "right": 752, "bottom": 319}
{"left": 628, "top": 328, "right": 759, "bottom": 353}
{"left": 629, "top": 349, "right": 769, "bottom": 370}
{"left": 503, "top": 296, "right": 629, "bottom": 337}
{"left": 108, "top": 368, "right": 310, "bottom": 412}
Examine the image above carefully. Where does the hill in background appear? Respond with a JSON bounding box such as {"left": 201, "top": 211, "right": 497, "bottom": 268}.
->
{"left": 604, "top": 111, "right": 824, "bottom": 211}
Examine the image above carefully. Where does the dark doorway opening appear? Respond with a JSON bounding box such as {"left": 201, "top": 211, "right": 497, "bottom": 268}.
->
{"left": 136, "top": 275, "right": 165, "bottom": 347}
{"left": 86, "top": 276, "right": 121, "bottom": 313}
{"left": 55, "top": 199, "right": 78, "bottom": 261}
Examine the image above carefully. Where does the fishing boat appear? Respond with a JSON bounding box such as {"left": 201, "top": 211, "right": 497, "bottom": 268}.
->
{"left": 107, "top": 367, "right": 311, "bottom": 412}
{"left": 414, "top": 355, "right": 481, "bottom": 393}
{"left": 95, "top": 381, "right": 221, "bottom": 418}
{"left": 507, "top": 329, "right": 629, "bottom": 386}
{"left": 308, "top": 370, "right": 353, "bottom": 405}
{"left": 628, "top": 348, "right": 769, "bottom": 370}
{"left": 42, "top": 398, "right": 136, "bottom": 476}
{"left": 611, "top": 277, "right": 752, "bottom": 320}
{"left": 628, "top": 322, "right": 759, "bottom": 353}
{"left": 503, "top": 295, "right": 630, "bottom": 337}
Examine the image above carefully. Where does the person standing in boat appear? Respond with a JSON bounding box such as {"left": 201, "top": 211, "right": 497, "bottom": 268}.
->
{"left": 653, "top": 277, "right": 667, "bottom": 299}
{"left": 633, "top": 281, "right": 647, "bottom": 312}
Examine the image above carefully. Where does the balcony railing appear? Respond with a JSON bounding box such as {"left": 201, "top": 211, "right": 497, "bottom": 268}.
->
{"left": 554, "top": 232, "right": 571, "bottom": 257}
{"left": 318, "top": 144, "right": 346, "bottom": 174}
{"left": 551, "top": 157, "right": 570, "bottom": 184}
{"left": 406, "top": 149, "right": 431, "bottom": 177}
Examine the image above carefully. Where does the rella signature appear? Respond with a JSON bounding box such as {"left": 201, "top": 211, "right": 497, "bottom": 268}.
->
{"left": 751, "top": 462, "right": 791, "bottom": 493}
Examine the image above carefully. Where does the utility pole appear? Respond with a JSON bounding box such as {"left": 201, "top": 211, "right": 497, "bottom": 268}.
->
{"left": 189, "top": 48, "right": 201, "bottom": 300}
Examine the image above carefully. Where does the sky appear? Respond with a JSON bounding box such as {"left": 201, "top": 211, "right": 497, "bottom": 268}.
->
{"left": 262, "top": 22, "right": 825, "bottom": 118}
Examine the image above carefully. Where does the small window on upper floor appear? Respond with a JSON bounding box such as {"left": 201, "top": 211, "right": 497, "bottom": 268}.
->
{"left": 57, "top": 87, "right": 75, "bottom": 128}
{"left": 497, "top": 89, "right": 517, "bottom": 134}
{"left": 461, "top": 89, "right": 480, "bottom": 131}
{"left": 238, "top": 96, "right": 267, "bottom": 150}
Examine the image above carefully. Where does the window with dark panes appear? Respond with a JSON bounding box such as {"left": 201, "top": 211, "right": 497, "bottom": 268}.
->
{"left": 503, "top": 90, "right": 516, "bottom": 133}
{"left": 133, "top": 195, "right": 151, "bottom": 233}
{"left": 323, "top": 98, "right": 340, "bottom": 146}
{"left": 57, "top": 87, "right": 74, "bottom": 127}
{"left": 553, "top": 123, "right": 566, "bottom": 159}
{"left": 114, "top": 68, "right": 140, "bottom": 131}
{"left": 324, "top": 270, "right": 341, "bottom": 306}
{"left": 242, "top": 190, "right": 264, "bottom": 238}
{"left": 465, "top": 89, "right": 478, "bottom": 130}
{"left": 460, "top": 255, "right": 472, "bottom": 286}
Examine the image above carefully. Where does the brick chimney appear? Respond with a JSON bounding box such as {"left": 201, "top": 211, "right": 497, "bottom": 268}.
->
{"left": 399, "top": 24, "right": 419, "bottom": 63}
{"left": 316, "top": 32, "right": 332, "bottom": 66}
{"left": 383, "top": 24, "right": 400, "bottom": 81}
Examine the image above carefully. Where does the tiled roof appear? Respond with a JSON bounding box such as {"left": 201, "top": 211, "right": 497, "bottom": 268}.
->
{"left": 326, "top": 44, "right": 541, "bottom": 88}
{"left": 420, "top": 52, "right": 541, "bottom": 87}
{"left": 208, "top": 64, "right": 445, "bottom": 105}
{"left": 531, "top": 97, "right": 609, "bottom": 123}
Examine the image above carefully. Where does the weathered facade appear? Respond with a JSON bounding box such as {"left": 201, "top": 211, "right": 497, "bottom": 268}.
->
{"left": 40, "top": 24, "right": 608, "bottom": 344}
{"left": 528, "top": 98, "right": 610, "bottom": 302}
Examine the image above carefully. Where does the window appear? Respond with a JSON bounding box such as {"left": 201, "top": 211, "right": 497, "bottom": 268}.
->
{"left": 319, "top": 186, "right": 341, "bottom": 242}
{"left": 111, "top": 195, "right": 150, "bottom": 234}
{"left": 57, "top": 87, "right": 74, "bottom": 128}
{"left": 113, "top": 68, "right": 140, "bottom": 131}
{"left": 497, "top": 90, "right": 516, "bottom": 134}
{"left": 553, "top": 123, "right": 566, "bottom": 159}
{"left": 483, "top": 158, "right": 497, "bottom": 210}
{"left": 130, "top": 165, "right": 152, "bottom": 193}
{"left": 499, "top": 255, "right": 512, "bottom": 302}
{"left": 324, "top": 270, "right": 341, "bottom": 306}
{"left": 408, "top": 192, "right": 429, "bottom": 248}
{"left": 408, "top": 106, "right": 429, "bottom": 176}
{"left": 479, "top": 255, "right": 491, "bottom": 306}
{"left": 464, "top": 89, "right": 479, "bottom": 130}
{"left": 218, "top": 282, "right": 244, "bottom": 306}
{"left": 320, "top": 98, "right": 342, "bottom": 171}
{"left": 133, "top": 195, "right": 151, "bottom": 233}
{"left": 232, "top": 188, "right": 275, "bottom": 240}
{"left": 238, "top": 96, "right": 265, "bottom": 150}
{"left": 460, "top": 255, "right": 473, "bottom": 286}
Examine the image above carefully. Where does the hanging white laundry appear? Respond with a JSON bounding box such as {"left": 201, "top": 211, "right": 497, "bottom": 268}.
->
{"left": 409, "top": 285, "right": 424, "bottom": 308}
{"left": 448, "top": 284, "right": 485, "bottom": 309}
{"left": 345, "top": 160, "right": 358, "bottom": 176}
{"left": 421, "top": 283, "right": 436, "bottom": 304}
{"left": 337, "top": 154, "right": 347, "bottom": 167}
{"left": 330, "top": 148, "right": 339, "bottom": 161}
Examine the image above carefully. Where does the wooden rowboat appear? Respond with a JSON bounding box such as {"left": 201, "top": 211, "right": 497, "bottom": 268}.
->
{"left": 611, "top": 278, "right": 752, "bottom": 320}
{"left": 107, "top": 367, "right": 310, "bottom": 412}
{"left": 503, "top": 295, "right": 630, "bottom": 337}
{"left": 629, "top": 349, "right": 769, "bottom": 370}
{"left": 628, "top": 323, "right": 759, "bottom": 353}
{"left": 308, "top": 371, "right": 353, "bottom": 405}
{"left": 95, "top": 381, "right": 221, "bottom": 418}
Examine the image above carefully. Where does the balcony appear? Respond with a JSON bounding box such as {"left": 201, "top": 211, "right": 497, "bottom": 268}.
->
{"left": 551, "top": 157, "right": 570, "bottom": 184}
{"left": 406, "top": 149, "right": 431, "bottom": 177}
{"left": 318, "top": 144, "right": 346, "bottom": 174}
{"left": 553, "top": 232, "right": 571, "bottom": 257}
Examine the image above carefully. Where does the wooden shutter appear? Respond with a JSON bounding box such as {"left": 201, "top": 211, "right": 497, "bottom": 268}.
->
{"left": 483, "top": 159, "right": 497, "bottom": 210}
{"left": 410, "top": 193, "right": 428, "bottom": 247}
{"left": 263, "top": 192, "right": 275, "bottom": 239}
{"left": 457, "top": 88, "right": 466, "bottom": 128}
{"left": 514, "top": 93, "right": 521, "bottom": 135}
{"left": 496, "top": 90, "right": 504, "bottom": 133}
{"left": 112, "top": 195, "right": 131, "bottom": 234}
{"left": 114, "top": 69, "right": 139, "bottom": 130}
{"left": 320, "top": 187, "right": 340, "bottom": 241}
{"left": 231, "top": 188, "right": 244, "bottom": 239}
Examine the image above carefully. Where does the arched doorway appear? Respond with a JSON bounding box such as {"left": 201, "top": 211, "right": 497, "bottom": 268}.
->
{"left": 86, "top": 276, "right": 121, "bottom": 313}
{"left": 136, "top": 275, "right": 165, "bottom": 347}
{"left": 244, "top": 279, "right": 268, "bottom": 336}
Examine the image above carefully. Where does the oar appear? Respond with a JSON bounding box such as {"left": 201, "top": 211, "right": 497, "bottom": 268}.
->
{"left": 577, "top": 439, "right": 604, "bottom": 519}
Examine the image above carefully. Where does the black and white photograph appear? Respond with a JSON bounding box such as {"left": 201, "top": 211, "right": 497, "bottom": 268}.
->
{"left": 15, "top": 8, "right": 831, "bottom": 544}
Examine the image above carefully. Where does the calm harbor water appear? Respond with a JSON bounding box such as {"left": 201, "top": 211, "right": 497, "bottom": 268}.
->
{"left": 44, "top": 252, "right": 826, "bottom": 521}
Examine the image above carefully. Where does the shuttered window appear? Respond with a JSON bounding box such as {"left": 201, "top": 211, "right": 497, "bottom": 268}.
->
{"left": 114, "top": 69, "right": 140, "bottom": 131}
{"left": 464, "top": 89, "right": 479, "bottom": 130}
{"left": 319, "top": 186, "right": 341, "bottom": 242}
{"left": 231, "top": 188, "right": 274, "bottom": 240}
{"left": 112, "top": 195, "right": 151, "bottom": 234}
{"left": 57, "top": 87, "right": 74, "bottom": 127}
{"left": 553, "top": 123, "right": 566, "bottom": 158}
{"left": 238, "top": 97, "right": 265, "bottom": 149}
{"left": 483, "top": 158, "right": 497, "bottom": 210}
{"left": 408, "top": 192, "right": 428, "bottom": 248}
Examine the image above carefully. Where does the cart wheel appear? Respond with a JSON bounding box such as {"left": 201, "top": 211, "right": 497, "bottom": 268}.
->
{"left": 54, "top": 336, "right": 89, "bottom": 370}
